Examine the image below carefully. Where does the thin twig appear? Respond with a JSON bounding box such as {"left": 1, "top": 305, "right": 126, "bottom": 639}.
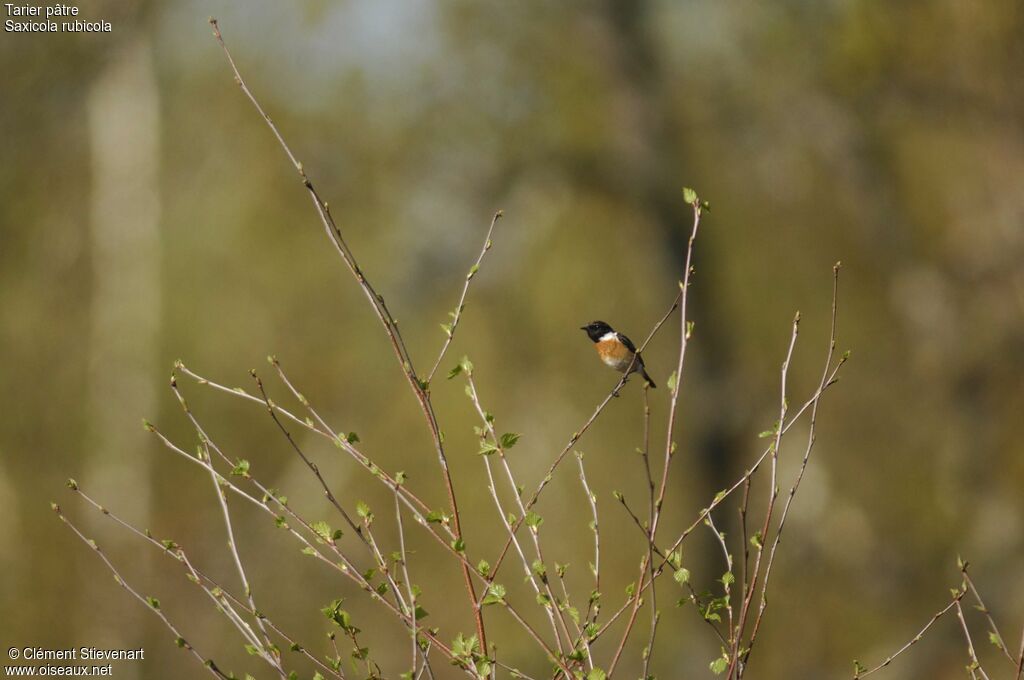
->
{"left": 179, "top": 361, "right": 442, "bottom": 536}
{"left": 726, "top": 312, "right": 800, "bottom": 679}
{"left": 853, "top": 588, "right": 965, "bottom": 678}
{"left": 146, "top": 418, "right": 476, "bottom": 675}
{"left": 394, "top": 492, "right": 422, "bottom": 678}
{"left": 640, "top": 385, "right": 660, "bottom": 680}
{"left": 962, "top": 568, "right": 1016, "bottom": 667}
{"left": 481, "top": 449, "right": 566, "bottom": 654}
{"left": 465, "top": 372, "right": 573, "bottom": 657}
{"left": 742, "top": 263, "right": 842, "bottom": 671}
{"left": 484, "top": 288, "right": 682, "bottom": 592}
{"left": 588, "top": 356, "right": 847, "bottom": 647}
{"left": 706, "top": 512, "right": 734, "bottom": 640}
{"left": 209, "top": 18, "right": 486, "bottom": 648}
{"left": 171, "top": 371, "right": 283, "bottom": 676}
{"left": 609, "top": 194, "right": 702, "bottom": 677}
{"left": 253, "top": 369, "right": 414, "bottom": 623}
{"left": 955, "top": 600, "right": 991, "bottom": 680}
{"left": 69, "top": 485, "right": 346, "bottom": 679}
{"left": 251, "top": 370, "right": 363, "bottom": 539}
{"left": 1015, "top": 622, "right": 1024, "bottom": 680}
{"left": 575, "top": 452, "right": 601, "bottom": 667}
{"left": 52, "top": 505, "right": 230, "bottom": 679}
{"left": 427, "top": 210, "right": 503, "bottom": 383}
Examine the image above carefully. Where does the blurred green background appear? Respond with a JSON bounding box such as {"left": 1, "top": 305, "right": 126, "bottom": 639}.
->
{"left": 2, "top": 1, "right": 1022, "bottom": 678}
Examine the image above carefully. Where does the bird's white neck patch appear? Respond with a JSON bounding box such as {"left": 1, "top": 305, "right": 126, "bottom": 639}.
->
{"left": 599, "top": 331, "right": 617, "bottom": 342}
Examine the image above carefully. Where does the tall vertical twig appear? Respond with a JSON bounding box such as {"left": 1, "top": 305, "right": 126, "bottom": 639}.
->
{"left": 427, "top": 210, "right": 503, "bottom": 383}
{"left": 53, "top": 505, "right": 230, "bottom": 679}
{"left": 740, "top": 263, "right": 842, "bottom": 672}
{"left": 609, "top": 192, "right": 703, "bottom": 676}
{"left": 209, "top": 18, "right": 486, "bottom": 648}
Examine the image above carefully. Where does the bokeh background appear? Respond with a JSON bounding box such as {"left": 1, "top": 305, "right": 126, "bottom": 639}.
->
{"left": 2, "top": 1, "right": 1023, "bottom": 678}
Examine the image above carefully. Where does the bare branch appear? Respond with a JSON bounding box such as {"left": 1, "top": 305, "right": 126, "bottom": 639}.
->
{"left": 53, "top": 505, "right": 230, "bottom": 679}
{"left": 955, "top": 600, "right": 991, "bottom": 680}
{"left": 609, "top": 193, "right": 703, "bottom": 677}
{"left": 208, "top": 17, "right": 486, "bottom": 648}
{"left": 427, "top": 210, "right": 503, "bottom": 383}
{"left": 853, "top": 588, "right": 965, "bottom": 678}
{"left": 743, "top": 263, "right": 842, "bottom": 669}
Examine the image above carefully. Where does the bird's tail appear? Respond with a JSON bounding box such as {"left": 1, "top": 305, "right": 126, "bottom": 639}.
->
{"left": 640, "top": 367, "right": 657, "bottom": 388}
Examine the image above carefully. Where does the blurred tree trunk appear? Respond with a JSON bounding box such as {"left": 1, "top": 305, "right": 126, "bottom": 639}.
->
{"left": 84, "top": 37, "right": 161, "bottom": 673}
{"left": 599, "top": 0, "right": 745, "bottom": 493}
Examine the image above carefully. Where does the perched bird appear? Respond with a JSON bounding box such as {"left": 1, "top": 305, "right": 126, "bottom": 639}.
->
{"left": 580, "top": 320, "right": 656, "bottom": 387}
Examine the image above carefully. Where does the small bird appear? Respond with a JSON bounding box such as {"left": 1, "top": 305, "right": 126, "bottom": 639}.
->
{"left": 580, "top": 320, "right": 656, "bottom": 387}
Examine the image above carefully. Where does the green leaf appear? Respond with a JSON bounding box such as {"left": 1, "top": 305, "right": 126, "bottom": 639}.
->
{"left": 321, "top": 599, "right": 353, "bottom": 631}
{"left": 499, "top": 432, "right": 521, "bottom": 449}
{"left": 414, "top": 605, "right": 429, "bottom": 621}
{"left": 425, "top": 510, "right": 449, "bottom": 524}
{"left": 478, "top": 440, "right": 499, "bottom": 456}
{"left": 720, "top": 572, "right": 735, "bottom": 586}
{"left": 710, "top": 655, "right": 729, "bottom": 675}
{"left": 682, "top": 186, "right": 698, "bottom": 204}
{"left": 356, "top": 501, "right": 371, "bottom": 519}
{"left": 440, "top": 322, "right": 453, "bottom": 337}
{"left": 146, "top": 596, "right": 160, "bottom": 610}
{"left": 230, "top": 459, "right": 250, "bottom": 476}
{"left": 524, "top": 511, "right": 544, "bottom": 529}
{"left": 666, "top": 371, "right": 678, "bottom": 392}
{"left": 311, "top": 521, "right": 334, "bottom": 542}
{"left": 477, "top": 559, "right": 491, "bottom": 576}
{"left": 673, "top": 568, "right": 690, "bottom": 585}
{"left": 587, "top": 670, "right": 607, "bottom": 680}
{"left": 481, "top": 583, "right": 506, "bottom": 606}
{"left": 452, "top": 633, "right": 479, "bottom": 658}
{"left": 988, "top": 631, "right": 1002, "bottom": 649}
{"left": 345, "top": 432, "right": 360, "bottom": 444}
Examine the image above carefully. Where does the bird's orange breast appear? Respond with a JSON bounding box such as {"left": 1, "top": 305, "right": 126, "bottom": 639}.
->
{"left": 596, "top": 338, "right": 632, "bottom": 370}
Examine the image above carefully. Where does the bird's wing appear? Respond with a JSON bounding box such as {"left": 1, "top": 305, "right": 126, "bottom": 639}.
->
{"left": 616, "top": 332, "right": 640, "bottom": 355}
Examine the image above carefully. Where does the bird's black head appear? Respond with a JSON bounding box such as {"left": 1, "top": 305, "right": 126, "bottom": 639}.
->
{"left": 580, "top": 320, "right": 613, "bottom": 342}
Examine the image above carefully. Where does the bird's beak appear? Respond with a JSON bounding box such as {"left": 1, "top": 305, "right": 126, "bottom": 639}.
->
{"left": 579, "top": 326, "right": 588, "bottom": 331}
